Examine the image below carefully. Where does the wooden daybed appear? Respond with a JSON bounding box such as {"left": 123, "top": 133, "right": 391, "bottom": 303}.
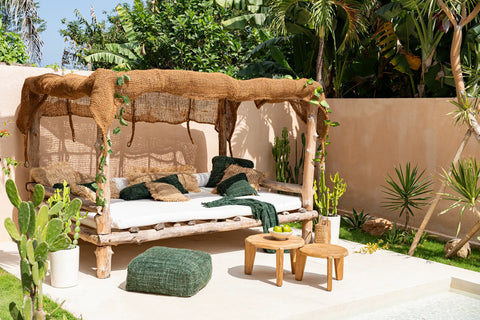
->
{"left": 17, "top": 69, "right": 329, "bottom": 278}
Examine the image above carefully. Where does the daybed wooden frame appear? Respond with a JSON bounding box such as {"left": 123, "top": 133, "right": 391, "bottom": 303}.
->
{"left": 17, "top": 69, "right": 328, "bottom": 278}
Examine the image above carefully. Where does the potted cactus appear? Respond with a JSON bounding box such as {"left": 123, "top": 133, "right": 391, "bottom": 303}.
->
{"left": 314, "top": 169, "right": 347, "bottom": 244}
{"left": 46, "top": 181, "right": 85, "bottom": 288}
{"left": 4, "top": 179, "right": 71, "bottom": 320}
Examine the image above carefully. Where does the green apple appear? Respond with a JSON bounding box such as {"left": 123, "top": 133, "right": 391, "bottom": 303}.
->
{"left": 273, "top": 226, "right": 283, "bottom": 233}
{"left": 282, "top": 225, "right": 292, "bottom": 232}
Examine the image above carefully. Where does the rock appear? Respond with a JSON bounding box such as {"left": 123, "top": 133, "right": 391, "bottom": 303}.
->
{"left": 444, "top": 239, "right": 471, "bottom": 258}
{"left": 362, "top": 218, "right": 393, "bottom": 236}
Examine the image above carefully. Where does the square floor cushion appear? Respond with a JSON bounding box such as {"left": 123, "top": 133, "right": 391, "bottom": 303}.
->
{"left": 126, "top": 246, "right": 212, "bottom": 297}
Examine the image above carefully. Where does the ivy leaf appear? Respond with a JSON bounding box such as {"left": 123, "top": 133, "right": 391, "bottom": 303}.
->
{"left": 113, "top": 127, "right": 121, "bottom": 135}
{"left": 320, "top": 100, "right": 330, "bottom": 108}
{"left": 114, "top": 93, "right": 123, "bottom": 99}
{"left": 123, "top": 75, "right": 130, "bottom": 82}
{"left": 123, "top": 95, "right": 130, "bottom": 106}
{"left": 116, "top": 76, "right": 124, "bottom": 86}
{"left": 309, "top": 99, "right": 319, "bottom": 105}
{"left": 331, "top": 122, "right": 340, "bottom": 127}
{"left": 119, "top": 118, "right": 128, "bottom": 126}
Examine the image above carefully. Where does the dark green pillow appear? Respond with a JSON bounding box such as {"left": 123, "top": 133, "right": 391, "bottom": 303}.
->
{"left": 79, "top": 181, "right": 96, "bottom": 192}
{"left": 217, "top": 173, "right": 258, "bottom": 197}
{"left": 154, "top": 174, "right": 188, "bottom": 194}
{"left": 119, "top": 182, "right": 152, "bottom": 200}
{"left": 52, "top": 182, "right": 69, "bottom": 190}
{"left": 206, "top": 156, "right": 254, "bottom": 187}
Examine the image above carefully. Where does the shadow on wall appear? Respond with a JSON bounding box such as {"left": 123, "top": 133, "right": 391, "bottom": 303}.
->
{"left": 231, "top": 102, "right": 305, "bottom": 180}
{"left": 39, "top": 116, "right": 208, "bottom": 177}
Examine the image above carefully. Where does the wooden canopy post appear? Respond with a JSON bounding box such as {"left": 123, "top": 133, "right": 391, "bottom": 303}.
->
{"left": 217, "top": 99, "right": 227, "bottom": 156}
{"left": 93, "top": 126, "right": 113, "bottom": 279}
{"left": 301, "top": 103, "right": 318, "bottom": 243}
{"left": 26, "top": 108, "right": 42, "bottom": 168}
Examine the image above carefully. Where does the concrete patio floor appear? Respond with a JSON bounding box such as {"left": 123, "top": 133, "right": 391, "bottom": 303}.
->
{"left": 1, "top": 227, "right": 480, "bottom": 320}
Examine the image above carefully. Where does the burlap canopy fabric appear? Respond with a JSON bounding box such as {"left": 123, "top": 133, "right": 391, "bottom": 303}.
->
{"left": 17, "top": 68, "right": 328, "bottom": 154}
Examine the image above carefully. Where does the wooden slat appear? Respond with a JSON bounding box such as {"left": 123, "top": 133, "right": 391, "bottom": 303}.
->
{"left": 259, "top": 179, "right": 302, "bottom": 194}
{"left": 78, "top": 210, "right": 318, "bottom": 246}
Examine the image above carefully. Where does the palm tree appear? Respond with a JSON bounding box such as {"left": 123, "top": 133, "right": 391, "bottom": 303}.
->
{"left": 0, "top": 0, "right": 44, "bottom": 63}
{"left": 441, "top": 158, "right": 480, "bottom": 258}
{"left": 268, "top": 0, "right": 365, "bottom": 84}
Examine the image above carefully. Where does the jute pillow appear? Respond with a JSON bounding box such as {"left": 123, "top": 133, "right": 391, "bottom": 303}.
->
{"left": 130, "top": 172, "right": 200, "bottom": 193}
{"left": 125, "top": 164, "right": 196, "bottom": 182}
{"left": 30, "top": 162, "right": 80, "bottom": 187}
{"left": 146, "top": 182, "right": 190, "bottom": 202}
{"left": 70, "top": 184, "right": 96, "bottom": 203}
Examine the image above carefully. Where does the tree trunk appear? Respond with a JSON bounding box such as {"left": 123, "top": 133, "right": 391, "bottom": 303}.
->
{"left": 315, "top": 34, "right": 325, "bottom": 84}
{"left": 445, "top": 218, "right": 480, "bottom": 259}
{"left": 408, "top": 129, "right": 472, "bottom": 255}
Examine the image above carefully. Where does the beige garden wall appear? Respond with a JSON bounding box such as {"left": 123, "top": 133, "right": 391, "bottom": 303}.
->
{"left": 327, "top": 98, "right": 480, "bottom": 242}
{"left": 1, "top": 64, "right": 479, "bottom": 244}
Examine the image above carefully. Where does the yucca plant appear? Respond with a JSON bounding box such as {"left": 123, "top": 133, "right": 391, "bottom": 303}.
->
{"left": 382, "top": 163, "right": 433, "bottom": 230}
{"left": 342, "top": 208, "right": 372, "bottom": 230}
{"left": 440, "top": 158, "right": 480, "bottom": 258}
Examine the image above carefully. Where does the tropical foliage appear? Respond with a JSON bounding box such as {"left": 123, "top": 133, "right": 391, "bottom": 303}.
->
{"left": 440, "top": 158, "right": 480, "bottom": 235}
{"left": 0, "top": 0, "right": 45, "bottom": 63}
{"left": 61, "top": 0, "right": 262, "bottom": 75}
{"left": 0, "top": 20, "right": 27, "bottom": 64}
{"left": 382, "top": 163, "right": 433, "bottom": 229}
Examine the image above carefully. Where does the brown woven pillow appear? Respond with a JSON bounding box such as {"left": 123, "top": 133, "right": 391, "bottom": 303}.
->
{"left": 213, "top": 164, "right": 264, "bottom": 193}
{"left": 70, "top": 184, "right": 96, "bottom": 203}
{"left": 130, "top": 172, "right": 200, "bottom": 193}
{"left": 30, "top": 162, "right": 80, "bottom": 187}
{"left": 145, "top": 182, "right": 190, "bottom": 202}
{"left": 125, "top": 165, "right": 196, "bottom": 182}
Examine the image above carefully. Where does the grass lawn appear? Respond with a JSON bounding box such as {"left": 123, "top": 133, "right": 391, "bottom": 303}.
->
{"left": 287, "top": 220, "right": 480, "bottom": 273}
{"left": 340, "top": 221, "right": 480, "bottom": 273}
{"left": 0, "top": 268, "right": 79, "bottom": 320}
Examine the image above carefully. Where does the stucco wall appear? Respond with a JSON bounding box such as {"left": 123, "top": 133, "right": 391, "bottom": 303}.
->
{"left": 0, "top": 65, "right": 304, "bottom": 242}
{"left": 327, "top": 98, "right": 480, "bottom": 242}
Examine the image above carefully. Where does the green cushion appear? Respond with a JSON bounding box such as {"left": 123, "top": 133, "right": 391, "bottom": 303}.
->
{"left": 206, "top": 156, "right": 254, "bottom": 187}
{"left": 217, "top": 173, "right": 258, "bottom": 197}
{"left": 126, "top": 247, "right": 212, "bottom": 297}
{"left": 120, "top": 174, "right": 188, "bottom": 200}
{"left": 119, "top": 182, "right": 151, "bottom": 200}
{"left": 153, "top": 174, "right": 188, "bottom": 194}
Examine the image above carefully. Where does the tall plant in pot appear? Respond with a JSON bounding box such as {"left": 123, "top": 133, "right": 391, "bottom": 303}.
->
{"left": 314, "top": 169, "right": 346, "bottom": 244}
{"left": 47, "top": 181, "right": 86, "bottom": 288}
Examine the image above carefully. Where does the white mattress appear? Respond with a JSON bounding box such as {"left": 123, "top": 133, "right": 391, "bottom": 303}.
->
{"left": 81, "top": 187, "right": 302, "bottom": 230}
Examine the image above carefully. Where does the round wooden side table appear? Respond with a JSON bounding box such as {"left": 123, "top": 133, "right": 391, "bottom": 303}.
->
{"left": 244, "top": 233, "right": 305, "bottom": 287}
{"left": 295, "top": 243, "right": 348, "bottom": 291}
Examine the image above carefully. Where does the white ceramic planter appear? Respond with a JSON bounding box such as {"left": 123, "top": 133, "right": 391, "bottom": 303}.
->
{"left": 320, "top": 215, "right": 341, "bottom": 244}
{"left": 49, "top": 246, "right": 79, "bottom": 288}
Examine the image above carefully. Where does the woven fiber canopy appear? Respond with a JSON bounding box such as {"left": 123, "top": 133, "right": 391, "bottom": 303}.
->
{"left": 17, "top": 68, "right": 328, "bottom": 162}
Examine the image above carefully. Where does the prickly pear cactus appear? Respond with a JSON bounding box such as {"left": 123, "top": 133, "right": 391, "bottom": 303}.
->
{"left": 4, "top": 179, "right": 71, "bottom": 320}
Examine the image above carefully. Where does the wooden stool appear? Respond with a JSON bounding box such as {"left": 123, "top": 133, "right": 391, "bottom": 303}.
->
{"left": 295, "top": 243, "right": 348, "bottom": 291}
{"left": 245, "top": 233, "right": 305, "bottom": 286}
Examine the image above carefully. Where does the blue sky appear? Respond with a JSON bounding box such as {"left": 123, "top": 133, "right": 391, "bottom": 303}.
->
{"left": 37, "top": 0, "right": 133, "bottom": 67}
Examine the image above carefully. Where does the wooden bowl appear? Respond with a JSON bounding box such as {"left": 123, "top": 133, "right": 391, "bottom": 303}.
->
{"left": 268, "top": 228, "right": 293, "bottom": 240}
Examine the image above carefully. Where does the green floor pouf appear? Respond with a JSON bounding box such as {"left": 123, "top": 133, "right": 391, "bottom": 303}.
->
{"left": 126, "top": 246, "right": 212, "bottom": 297}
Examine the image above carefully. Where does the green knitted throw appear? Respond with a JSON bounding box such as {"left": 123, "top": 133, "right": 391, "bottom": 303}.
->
{"left": 202, "top": 197, "right": 279, "bottom": 233}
